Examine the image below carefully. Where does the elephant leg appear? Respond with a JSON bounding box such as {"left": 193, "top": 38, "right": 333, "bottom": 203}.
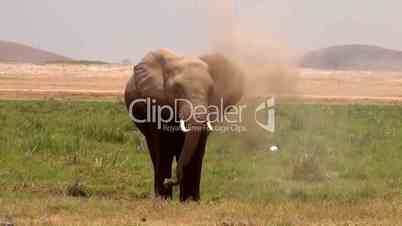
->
{"left": 179, "top": 132, "right": 208, "bottom": 202}
{"left": 154, "top": 131, "right": 179, "bottom": 198}
{"left": 141, "top": 126, "right": 174, "bottom": 199}
{"left": 154, "top": 151, "right": 174, "bottom": 198}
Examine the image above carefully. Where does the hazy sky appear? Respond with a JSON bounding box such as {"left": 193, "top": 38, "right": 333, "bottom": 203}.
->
{"left": 2, "top": 0, "right": 402, "bottom": 62}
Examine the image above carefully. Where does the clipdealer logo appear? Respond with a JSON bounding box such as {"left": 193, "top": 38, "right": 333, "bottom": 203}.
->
{"left": 128, "top": 97, "right": 275, "bottom": 133}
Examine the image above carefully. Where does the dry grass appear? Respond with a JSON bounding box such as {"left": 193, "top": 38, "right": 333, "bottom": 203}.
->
{"left": 1, "top": 196, "right": 401, "bottom": 226}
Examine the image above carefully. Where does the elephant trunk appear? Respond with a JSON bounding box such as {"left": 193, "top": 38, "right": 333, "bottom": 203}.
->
{"left": 164, "top": 105, "right": 210, "bottom": 188}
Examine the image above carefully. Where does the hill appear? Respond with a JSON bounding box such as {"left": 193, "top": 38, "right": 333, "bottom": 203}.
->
{"left": 300, "top": 44, "right": 402, "bottom": 71}
{"left": 0, "top": 40, "right": 72, "bottom": 64}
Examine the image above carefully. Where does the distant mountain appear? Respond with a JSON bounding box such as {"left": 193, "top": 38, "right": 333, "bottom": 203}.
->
{"left": 0, "top": 40, "right": 72, "bottom": 64}
{"left": 300, "top": 45, "right": 402, "bottom": 71}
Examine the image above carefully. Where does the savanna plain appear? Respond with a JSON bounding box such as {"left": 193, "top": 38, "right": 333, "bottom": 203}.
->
{"left": 0, "top": 64, "right": 402, "bottom": 226}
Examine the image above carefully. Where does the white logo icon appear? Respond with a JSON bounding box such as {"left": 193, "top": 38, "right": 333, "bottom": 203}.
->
{"left": 255, "top": 97, "right": 275, "bottom": 133}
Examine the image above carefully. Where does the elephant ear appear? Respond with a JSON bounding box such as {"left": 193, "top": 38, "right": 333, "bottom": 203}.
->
{"left": 200, "top": 54, "right": 245, "bottom": 110}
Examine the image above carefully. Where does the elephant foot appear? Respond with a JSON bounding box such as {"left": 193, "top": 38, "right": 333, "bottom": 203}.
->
{"left": 163, "top": 177, "right": 179, "bottom": 189}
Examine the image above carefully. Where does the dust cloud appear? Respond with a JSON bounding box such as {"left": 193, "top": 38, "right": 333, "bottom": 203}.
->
{"left": 204, "top": 0, "right": 299, "bottom": 99}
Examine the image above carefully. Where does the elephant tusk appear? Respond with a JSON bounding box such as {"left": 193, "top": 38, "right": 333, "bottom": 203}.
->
{"left": 207, "top": 121, "right": 214, "bottom": 131}
{"left": 180, "top": 120, "right": 191, "bottom": 132}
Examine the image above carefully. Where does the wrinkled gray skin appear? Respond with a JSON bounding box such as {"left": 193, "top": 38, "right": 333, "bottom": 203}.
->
{"left": 125, "top": 49, "right": 244, "bottom": 201}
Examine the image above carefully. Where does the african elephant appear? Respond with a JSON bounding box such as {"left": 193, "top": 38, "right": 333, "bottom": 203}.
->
{"left": 124, "top": 49, "right": 244, "bottom": 201}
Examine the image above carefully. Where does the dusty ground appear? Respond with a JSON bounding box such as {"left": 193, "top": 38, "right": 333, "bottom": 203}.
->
{"left": 1, "top": 63, "right": 402, "bottom": 103}
{"left": 294, "top": 69, "right": 402, "bottom": 104}
{"left": 0, "top": 64, "right": 128, "bottom": 100}
{"left": 1, "top": 197, "right": 401, "bottom": 226}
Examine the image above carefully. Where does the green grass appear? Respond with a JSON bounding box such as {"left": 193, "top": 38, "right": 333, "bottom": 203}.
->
{"left": 0, "top": 100, "right": 401, "bottom": 202}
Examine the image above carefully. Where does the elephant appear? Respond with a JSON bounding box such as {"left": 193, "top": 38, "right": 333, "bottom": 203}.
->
{"left": 124, "top": 49, "right": 244, "bottom": 201}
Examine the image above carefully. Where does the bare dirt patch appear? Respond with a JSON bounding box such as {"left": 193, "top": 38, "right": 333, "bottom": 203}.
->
{"left": 0, "top": 63, "right": 129, "bottom": 100}
{"left": 1, "top": 63, "right": 402, "bottom": 104}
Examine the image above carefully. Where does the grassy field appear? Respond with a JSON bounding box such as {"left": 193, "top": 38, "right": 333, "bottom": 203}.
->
{"left": 0, "top": 99, "right": 401, "bottom": 225}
